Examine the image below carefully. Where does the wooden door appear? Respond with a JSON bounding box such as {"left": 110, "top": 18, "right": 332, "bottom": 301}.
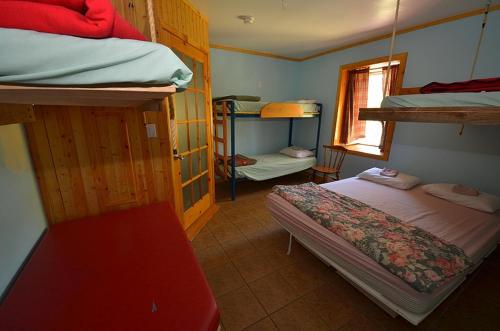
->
{"left": 170, "top": 47, "right": 215, "bottom": 230}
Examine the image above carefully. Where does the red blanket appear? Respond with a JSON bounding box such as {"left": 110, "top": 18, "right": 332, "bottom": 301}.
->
{"left": 0, "top": 0, "right": 146, "bottom": 40}
{"left": 420, "top": 77, "right": 500, "bottom": 94}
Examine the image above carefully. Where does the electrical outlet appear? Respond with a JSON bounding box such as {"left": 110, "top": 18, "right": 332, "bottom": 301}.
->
{"left": 146, "top": 123, "right": 157, "bottom": 138}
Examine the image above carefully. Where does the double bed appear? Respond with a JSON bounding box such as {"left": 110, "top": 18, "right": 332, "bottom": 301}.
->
{"left": 266, "top": 177, "right": 500, "bottom": 325}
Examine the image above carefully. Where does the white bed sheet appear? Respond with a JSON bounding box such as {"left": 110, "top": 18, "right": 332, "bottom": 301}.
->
{"left": 234, "top": 154, "right": 315, "bottom": 181}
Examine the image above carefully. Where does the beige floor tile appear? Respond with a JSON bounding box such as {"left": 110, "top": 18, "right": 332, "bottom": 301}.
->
{"left": 205, "top": 262, "right": 245, "bottom": 297}
{"left": 338, "top": 315, "right": 381, "bottom": 331}
{"left": 243, "top": 317, "right": 277, "bottom": 331}
{"left": 208, "top": 211, "right": 233, "bottom": 230}
{"left": 271, "top": 296, "right": 329, "bottom": 331}
{"left": 194, "top": 243, "right": 230, "bottom": 271}
{"left": 232, "top": 251, "right": 280, "bottom": 283}
{"left": 192, "top": 229, "right": 219, "bottom": 250}
{"left": 220, "top": 236, "right": 257, "bottom": 260}
{"left": 217, "top": 286, "right": 267, "bottom": 331}
{"left": 212, "top": 223, "right": 246, "bottom": 244}
{"left": 302, "top": 283, "right": 358, "bottom": 330}
{"left": 279, "top": 261, "right": 329, "bottom": 296}
{"left": 249, "top": 271, "right": 301, "bottom": 314}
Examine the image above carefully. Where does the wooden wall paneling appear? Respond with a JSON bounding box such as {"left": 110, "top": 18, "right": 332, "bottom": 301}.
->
{"left": 68, "top": 108, "right": 100, "bottom": 216}
{"left": 25, "top": 110, "right": 66, "bottom": 223}
{"left": 41, "top": 107, "right": 90, "bottom": 220}
{"left": 143, "top": 108, "right": 175, "bottom": 203}
{"left": 153, "top": 0, "right": 209, "bottom": 52}
{"left": 110, "top": 0, "right": 152, "bottom": 40}
{"left": 90, "top": 110, "right": 139, "bottom": 209}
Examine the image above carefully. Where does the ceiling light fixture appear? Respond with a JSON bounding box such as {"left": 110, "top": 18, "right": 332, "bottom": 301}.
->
{"left": 237, "top": 15, "right": 255, "bottom": 24}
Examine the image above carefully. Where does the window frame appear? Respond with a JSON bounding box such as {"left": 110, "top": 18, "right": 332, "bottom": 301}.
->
{"left": 332, "top": 53, "right": 408, "bottom": 161}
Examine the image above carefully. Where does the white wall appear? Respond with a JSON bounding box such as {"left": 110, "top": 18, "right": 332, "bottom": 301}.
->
{"left": 0, "top": 124, "right": 46, "bottom": 298}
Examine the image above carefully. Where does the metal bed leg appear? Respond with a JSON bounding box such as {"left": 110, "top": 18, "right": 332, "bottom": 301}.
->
{"left": 287, "top": 232, "right": 293, "bottom": 255}
{"left": 230, "top": 102, "right": 236, "bottom": 200}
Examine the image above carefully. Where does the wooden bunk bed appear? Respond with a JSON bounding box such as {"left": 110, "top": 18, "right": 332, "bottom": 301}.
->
{"left": 359, "top": 89, "right": 500, "bottom": 124}
{"left": 212, "top": 100, "right": 322, "bottom": 200}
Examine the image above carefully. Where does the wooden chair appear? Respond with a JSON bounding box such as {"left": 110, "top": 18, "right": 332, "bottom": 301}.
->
{"left": 311, "top": 145, "right": 347, "bottom": 183}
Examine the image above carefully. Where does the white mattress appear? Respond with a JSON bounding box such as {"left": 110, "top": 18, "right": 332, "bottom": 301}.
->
{"left": 381, "top": 91, "right": 500, "bottom": 107}
{"left": 234, "top": 154, "right": 315, "bottom": 181}
{"left": 266, "top": 177, "right": 500, "bottom": 314}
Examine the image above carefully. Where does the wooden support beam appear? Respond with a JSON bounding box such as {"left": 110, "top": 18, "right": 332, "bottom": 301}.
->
{"left": 0, "top": 103, "right": 35, "bottom": 126}
{"left": 0, "top": 84, "right": 176, "bottom": 111}
{"left": 359, "top": 107, "right": 500, "bottom": 124}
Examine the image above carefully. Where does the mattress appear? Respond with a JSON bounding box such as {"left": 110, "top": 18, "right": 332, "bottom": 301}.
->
{"left": 234, "top": 153, "right": 315, "bottom": 181}
{"left": 381, "top": 91, "right": 500, "bottom": 107}
{"left": 0, "top": 28, "right": 192, "bottom": 88}
{"left": 215, "top": 100, "right": 319, "bottom": 114}
{"left": 0, "top": 203, "right": 219, "bottom": 330}
{"left": 266, "top": 177, "right": 500, "bottom": 315}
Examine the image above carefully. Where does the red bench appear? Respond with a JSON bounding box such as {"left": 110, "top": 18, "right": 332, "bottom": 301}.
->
{"left": 0, "top": 202, "right": 219, "bottom": 331}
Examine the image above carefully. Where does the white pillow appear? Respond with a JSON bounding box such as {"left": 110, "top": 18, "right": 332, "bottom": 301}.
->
{"left": 280, "top": 146, "right": 314, "bottom": 158}
{"left": 422, "top": 183, "right": 500, "bottom": 213}
{"left": 357, "top": 167, "right": 421, "bottom": 190}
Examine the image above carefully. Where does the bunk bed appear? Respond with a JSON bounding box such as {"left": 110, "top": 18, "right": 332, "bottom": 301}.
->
{"left": 0, "top": 27, "right": 220, "bottom": 330}
{"left": 0, "top": 27, "right": 192, "bottom": 116}
{"left": 359, "top": 91, "right": 500, "bottom": 124}
{"left": 212, "top": 99, "right": 322, "bottom": 200}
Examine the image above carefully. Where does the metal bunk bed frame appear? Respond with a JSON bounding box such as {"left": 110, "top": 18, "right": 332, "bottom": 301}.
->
{"left": 213, "top": 100, "right": 322, "bottom": 200}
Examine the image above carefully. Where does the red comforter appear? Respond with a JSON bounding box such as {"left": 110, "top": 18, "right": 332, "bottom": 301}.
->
{"left": 420, "top": 77, "right": 500, "bottom": 94}
{"left": 0, "top": 0, "right": 146, "bottom": 40}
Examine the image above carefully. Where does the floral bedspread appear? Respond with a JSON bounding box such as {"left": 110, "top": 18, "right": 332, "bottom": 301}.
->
{"left": 272, "top": 182, "right": 472, "bottom": 293}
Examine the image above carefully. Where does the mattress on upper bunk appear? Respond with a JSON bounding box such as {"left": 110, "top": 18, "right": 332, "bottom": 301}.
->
{"left": 381, "top": 91, "right": 500, "bottom": 107}
{"left": 0, "top": 28, "right": 192, "bottom": 88}
{"left": 234, "top": 154, "right": 315, "bottom": 181}
{"left": 266, "top": 177, "right": 500, "bottom": 314}
{"left": 215, "top": 100, "right": 319, "bottom": 114}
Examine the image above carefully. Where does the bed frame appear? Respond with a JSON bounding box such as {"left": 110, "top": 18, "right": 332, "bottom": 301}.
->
{"left": 212, "top": 100, "right": 322, "bottom": 200}
{"left": 277, "top": 217, "right": 495, "bottom": 326}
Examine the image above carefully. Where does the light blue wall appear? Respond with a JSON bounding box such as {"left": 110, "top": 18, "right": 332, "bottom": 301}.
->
{"left": 210, "top": 12, "right": 500, "bottom": 195}
{"left": 294, "top": 12, "right": 500, "bottom": 195}
{"left": 0, "top": 124, "right": 46, "bottom": 298}
{"left": 210, "top": 48, "right": 305, "bottom": 155}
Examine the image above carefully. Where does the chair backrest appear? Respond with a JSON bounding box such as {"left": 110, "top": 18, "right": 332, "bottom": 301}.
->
{"left": 322, "top": 145, "right": 347, "bottom": 171}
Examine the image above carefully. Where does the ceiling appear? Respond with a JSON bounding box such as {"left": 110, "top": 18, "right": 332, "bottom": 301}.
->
{"left": 190, "top": 0, "right": 498, "bottom": 59}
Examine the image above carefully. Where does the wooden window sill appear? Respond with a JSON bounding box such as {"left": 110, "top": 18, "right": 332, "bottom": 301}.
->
{"left": 335, "top": 143, "right": 389, "bottom": 161}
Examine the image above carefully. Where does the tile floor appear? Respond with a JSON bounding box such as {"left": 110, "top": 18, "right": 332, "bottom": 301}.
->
{"left": 192, "top": 173, "right": 500, "bottom": 331}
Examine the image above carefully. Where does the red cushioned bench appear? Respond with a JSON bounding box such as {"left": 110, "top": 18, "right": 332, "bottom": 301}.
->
{"left": 0, "top": 202, "right": 219, "bottom": 331}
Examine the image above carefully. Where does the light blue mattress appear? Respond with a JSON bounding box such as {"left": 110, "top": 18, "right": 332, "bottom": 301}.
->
{"left": 0, "top": 28, "right": 192, "bottom": 88}
{"left": 215, "top": 100, "right": 319, "bottom": 114}
{"left": 381, "top": 92, "right": 500, "bottom": 107}
{"left": 234, "top": 153, "right": 316, "bottom": 181}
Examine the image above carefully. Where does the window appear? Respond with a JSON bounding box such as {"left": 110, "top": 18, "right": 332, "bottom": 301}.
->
{"left": 332, "top": 53, "right": 407, "bottom": 160}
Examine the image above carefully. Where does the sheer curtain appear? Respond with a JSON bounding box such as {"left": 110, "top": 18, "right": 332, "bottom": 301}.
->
{"left": 379, "top": 64, "right": 399, "bottom": 149}
{"left": 339, "top": 68, "right": 369, "bottom": 144}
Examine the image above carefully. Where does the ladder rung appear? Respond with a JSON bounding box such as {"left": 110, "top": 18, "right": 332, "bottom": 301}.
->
{"left": 214, "top": 137, "right": 225, "bottom": 143}
{"left": 214, "top": 120, "right": 224, "bottom": 124}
